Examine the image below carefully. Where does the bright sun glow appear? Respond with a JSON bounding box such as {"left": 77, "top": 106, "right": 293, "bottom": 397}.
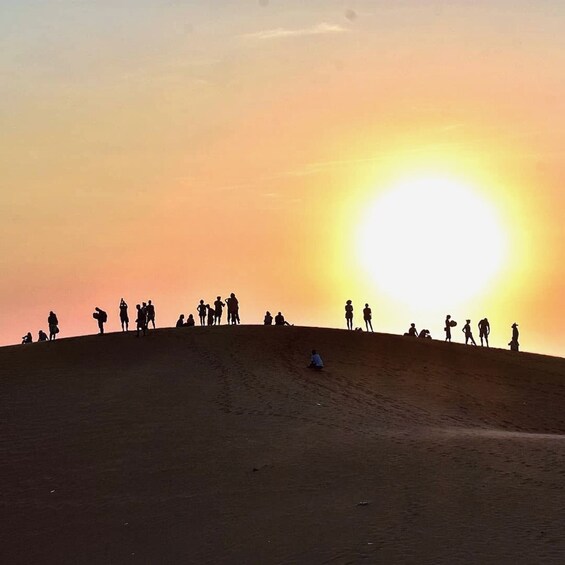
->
{"left": 357, "top": 176, "right": 508, "bottom": 309}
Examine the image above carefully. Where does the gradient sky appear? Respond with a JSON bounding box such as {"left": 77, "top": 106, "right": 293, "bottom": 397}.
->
{"left": 1, "top": 1, "right": 564, "bottom": 356}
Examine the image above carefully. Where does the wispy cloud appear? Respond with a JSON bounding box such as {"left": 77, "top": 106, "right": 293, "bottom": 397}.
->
{"left": 241, "top": 22, "right": 348, "bottom": 40}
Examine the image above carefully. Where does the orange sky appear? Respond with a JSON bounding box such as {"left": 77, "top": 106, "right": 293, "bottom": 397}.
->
{"left": 1, "top": 1, "right": 564, "bottom": 356}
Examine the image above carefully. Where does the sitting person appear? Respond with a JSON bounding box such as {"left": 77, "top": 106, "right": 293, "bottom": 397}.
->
{"left": 418, "top": 329, "right": 431, "bottom": 339}
{"left": 185, "top": 314, "right": 195, "bottom": 327}
{"left": 274, "top": 311, "right": 291, "bottom": 326}
{"left": 264, "top": 311, "right": 273, "bottom": 325}
{"left": 308, "top": 349, "right": 324, "bottom": 370}
{"left": 22, "top": 332, "right": 33, "bottom": 344}
{"left": 38, "top": 330, "right": 49, "bottom": 342}
{"left": 176, "top": 314, "right": 185, "bottom": 328}
{"left": 404, "top": 323, "right": 418, "bottom": 337}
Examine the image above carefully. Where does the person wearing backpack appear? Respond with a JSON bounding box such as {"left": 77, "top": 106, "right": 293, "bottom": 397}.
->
{"left": 93, "top": 307, "right": 108, "bottom": 334}
{"left": 47, "top": 310, "right": 59, "bottom": 340}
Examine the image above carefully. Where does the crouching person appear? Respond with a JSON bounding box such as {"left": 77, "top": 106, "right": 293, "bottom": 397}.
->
{"left": 308, "top": 349, "right": 324, "bottom": 371}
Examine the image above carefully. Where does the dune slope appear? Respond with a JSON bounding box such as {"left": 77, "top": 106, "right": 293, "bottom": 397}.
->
{"left": 2, "top": 326, "right": 565, "bottom": 564}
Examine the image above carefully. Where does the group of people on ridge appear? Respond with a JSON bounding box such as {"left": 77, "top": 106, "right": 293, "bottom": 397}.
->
{"left": 344, "top": 300, "right": 374, "bottom": 332}
{"left": 19, "top": 296, "right": 521, "bottom": 353}
{"left": 263, "top": 311, "right": 291, "bottom": 326}
{"left": 21, "top": 311, "right": 59, "bottom": 344}
{"left": 94, "top": 298, "right": 156, "bottom": 337}
{"left": 345, "top": 300, "right": 520, "bottom": 352}
{"left": 176, "top": 293, "right": 240, "bottom": 329}
{"left": 404, "top": 314, "right": 519, "bottom": 351}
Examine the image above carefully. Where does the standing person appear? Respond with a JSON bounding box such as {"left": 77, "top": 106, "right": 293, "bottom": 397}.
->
{"left": 93, "top": 307, "right": 108, "bottom": 334}
{"left": 206, "top": 304, "right": 215, "bottom": 326}
{"left": 119, "top": 299, "right": 129, "bottom": 332}
{"left": 509, "top": 323, "right": 519, "bottom": 351}
{"left": 136, "top": 304, "right": 147, "bottom": 337}
{"left": 345, "top": 300, "right": 354, "bottom": 330}
{"left": 47, "top": 310, "right": 59, "bottom": 340}
{"left": 214, "top": 296, "right": 225, "bottom": 325}
{"left": 478, "top": 318, "right": 490, "bottom": 347}
{"left": 363, "top": 303, "right": 373, "bottom": 332}
{"left": 462, "top": 319, "right": 477, "bottom": 345}
{"left": 146, "top": 300, "right": 156, "bottom": 329}
{"left": 227, "top": 293, "right": 239, "bottom": 325}
{"left": 444, "top": 315, "right": 453, "bottom": 342}
{"left": 197, "top": 300, "right": 207, "bottom": 326}
{"left": 264, "top": 311, "right": 273, "bottom": 325}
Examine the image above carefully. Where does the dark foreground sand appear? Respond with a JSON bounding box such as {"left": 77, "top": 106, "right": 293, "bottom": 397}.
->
{"left": 2, "top": 326, "right": 565, "bottom": 564}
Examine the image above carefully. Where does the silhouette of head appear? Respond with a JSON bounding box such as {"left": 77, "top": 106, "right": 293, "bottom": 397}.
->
{"left": 200, "top": 299, "right": 204, "bottom": 304}
{"left": 230, "top": 293, "right": 235, "bottom": 298}
{"left": 136, "top": 304, "right": 141, "bottom": 309}
{"left": 278, "top": 311, "right": 282, "bottom": 315}
{"left": 411, "top": 323, "right": 415, "bottom": 327}
{"left": 466, "top": 319, "right": 470, "bottom": 323}
{"left": 346, "top": 300, "right": 352, "bottom": 304}
{"left": 446, "top": 314, "right": 451, "bottom": 319}
{"left": 217, "top": 296, "right": 221, "bottom": 300}
{"left": 148, "top": 300, "right": 152, "bottom": 305}
{"left": 512, "top": 323, "right": 518, "bottom": 327}
{"left": 365, "top": 303, "right": 369, "bottom": 308}
{"left": 266, "top": 311, "right": 271, "bottom": 315}
{"left": 180, "top": 314, "right": 184, "bottom": 319}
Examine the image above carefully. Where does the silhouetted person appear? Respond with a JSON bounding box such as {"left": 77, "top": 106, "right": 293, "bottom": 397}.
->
{"left": 226, "top": 293, "right": 240, "bottom": 325}
{"left": 308, "top": 349, "right": 324, "bottom": 370}
{"left": 363, "top": 303, "right": 373, "bottom": 332}
{"left": 22, "top": 332, "right": 33, "bottom": 344}
{"left": 207, "top": 304, "right": 215, "bottom": 326}
{"left": 93, "top": 307, "right": 107, "bottom": 334}
{"left": 197, "top": 300, "right": 207, "bottom": 326}
{"left": 214, "top": 297, "right": 225, "bottom": 325}
{"left": 275, "top": 311, "right": 290, "bottom": 326}
{"left": 38, "top": 330, "right": 49, "bottom": 342}
{"left": 478, "top": 318, "right": 490, "bottom": 347}
{"left": 419, "top": 329, "right": 431, "bottom": 339}
{"left": 404, "top": 323, "right": 418, "bottom": 337}
{"left": 509, "top": 323, "right": 519, "bottom": 351}
{"left": 135, "top": 304, "right": 147, "bottom": 337}
{"left": 176, "top": 314, "right": 185, "bottom": 328}
{"left": 462, "top": 319, "right": 477, "bottom": 345}
{"left": 264, "top": 311, "right": 273, "bottom": 325}
{"left": 47, "top": 310, "right": 59, "bottom": 340}
{"left": 119, "top": 299, "right": 129, "bottom": 332}
{"left": 444, "top": 315, "right": 454, "bottom": 342}
{"left": 185, "top": 314, "right": 195, "bottom": 327}
{"left": 146, "top": 300, "right": 156, "bottom": 329}
{"left": 345, "top": 300, "right": 353, "bottom": 330}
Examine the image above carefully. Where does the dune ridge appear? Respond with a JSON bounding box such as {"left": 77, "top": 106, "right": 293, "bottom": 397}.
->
{"left": 2, "top": 326, "right": 565, "bottom": 564}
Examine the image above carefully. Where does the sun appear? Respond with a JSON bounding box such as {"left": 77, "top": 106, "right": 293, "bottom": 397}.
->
{"left": 357, "top": 176, "right": 508, "bottom": 309}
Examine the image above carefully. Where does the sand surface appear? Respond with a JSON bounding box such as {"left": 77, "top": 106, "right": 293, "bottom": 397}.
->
{"left": 2, "top": 326, "right": 565, "bottom": 564}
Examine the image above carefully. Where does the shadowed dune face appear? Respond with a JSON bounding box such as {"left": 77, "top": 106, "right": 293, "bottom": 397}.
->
{"left": 2, "top": 327, "right": 565, "bottom": 564}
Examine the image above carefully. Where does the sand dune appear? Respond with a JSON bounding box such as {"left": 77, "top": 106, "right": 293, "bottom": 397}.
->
{"left": 2, "top": 326, "right": 565, "bottom": 564}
